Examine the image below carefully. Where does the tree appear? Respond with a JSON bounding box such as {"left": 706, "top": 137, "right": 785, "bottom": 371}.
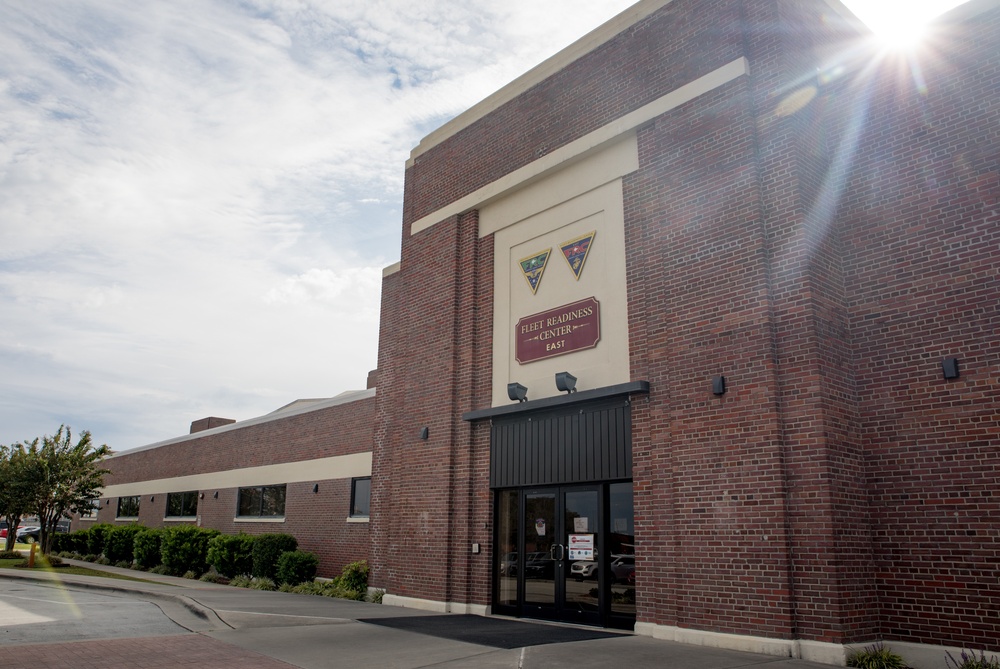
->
{"left": 0, "top": 446, "right": 33, "bottom": 551}
{"left": 22, "top": 426, "right": 111, "bottom": 554}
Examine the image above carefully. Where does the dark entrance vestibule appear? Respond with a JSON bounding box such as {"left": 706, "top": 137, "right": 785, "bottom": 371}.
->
{"left": 463, "top": 384, "right": 647, "bottom": 629}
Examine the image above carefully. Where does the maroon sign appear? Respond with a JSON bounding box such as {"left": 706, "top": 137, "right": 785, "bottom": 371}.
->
{"left": 515, "top": 297, "right": 601, "bottom": 364}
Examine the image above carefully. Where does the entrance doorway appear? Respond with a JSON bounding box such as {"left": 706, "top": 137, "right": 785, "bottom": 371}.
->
{"left": 494, "top": 482, "right": 635, "bottom": 628}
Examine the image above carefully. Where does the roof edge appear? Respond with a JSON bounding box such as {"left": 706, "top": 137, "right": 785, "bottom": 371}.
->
{"left": 407, "top": 0, "right": 677, "bottom": 166}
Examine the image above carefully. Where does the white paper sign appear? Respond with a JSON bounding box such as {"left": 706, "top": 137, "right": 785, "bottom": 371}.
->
{"left": 568, "top": 533, "right": 594, "bottom": 560}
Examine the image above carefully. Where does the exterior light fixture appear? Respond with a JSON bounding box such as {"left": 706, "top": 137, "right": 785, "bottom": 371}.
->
{"left": 942, "top": 357, "right": 960, "bottom": 379}
{"left": 150, "top": 496, "right": 155, "bottom": 502}
{"left": 419, "top": 426, "right": 429, "bottom": 440}
{"left": 712, "top": 375, "right": 727, "bottom": 396}
{"left": 507, "top": 382, "right": 528, "bottom": 402}
{"left": 213, "top": 491, "right": 218, "bottom": 499}
{"left": 555, "top": 372, "right": 577, "bottom": 394}
{"left": 199, "top": 492, "right": 205, "bottom": 499}
{"left": 313, "top": 484, "right": 319, "bottom": 493}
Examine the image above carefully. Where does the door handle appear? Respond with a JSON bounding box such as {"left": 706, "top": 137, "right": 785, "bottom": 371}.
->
{"left": 550, "top": 544, "right": 565, "bottom": 561}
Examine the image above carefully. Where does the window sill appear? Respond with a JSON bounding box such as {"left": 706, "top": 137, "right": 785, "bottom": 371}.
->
{"left": 346, "top": 516, "right": 370, "bottom": 524}
{"left": 115, "top": 517, "right": 139, "bottom": 522}
{"left": 234, "top": 517, "right": 286, "bottom": 523}
{"left": 163, "top": 516, "right": 197, "bottom": 522}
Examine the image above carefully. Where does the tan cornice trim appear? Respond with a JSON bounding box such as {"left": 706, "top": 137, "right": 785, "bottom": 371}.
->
{"left": 407, "top": 0, "right": 678, "bottom": 166}
{"left": 410, "top": 57, "right": 749, "bottom": 237}
{"left": 100, "top": 451, "right": 373, "bottom": 498}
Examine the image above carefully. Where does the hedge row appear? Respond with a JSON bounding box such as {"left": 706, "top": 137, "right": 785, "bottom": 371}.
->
{"left": 55, "top": 525, "right": 318, "bottom": 585}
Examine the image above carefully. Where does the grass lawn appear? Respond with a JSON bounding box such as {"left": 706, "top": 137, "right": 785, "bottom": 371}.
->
{"left": 0, "top": 555, "right": 163, "bottom": 583}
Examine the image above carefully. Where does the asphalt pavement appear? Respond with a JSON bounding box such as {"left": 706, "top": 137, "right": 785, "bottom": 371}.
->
{"left": 0, "top": 559, "right": 836, "bottom": 669}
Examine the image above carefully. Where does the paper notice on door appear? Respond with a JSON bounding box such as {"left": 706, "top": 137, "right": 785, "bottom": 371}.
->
{"left": 568, "top": 533, "right": 594, "bottom": 560}
{"left": 574, "top": 517, "right": 589, "bottom": 533}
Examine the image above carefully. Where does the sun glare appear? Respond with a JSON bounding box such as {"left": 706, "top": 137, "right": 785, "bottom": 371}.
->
{"left": 842, "top": 0, "right": 969, "bottom": 50}
{"left": 869, "top": 15, "right": 929, "bottom": 48}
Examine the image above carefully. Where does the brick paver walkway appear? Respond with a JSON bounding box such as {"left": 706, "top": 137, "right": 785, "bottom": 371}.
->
{"left": 0, "top": 634, "right": 297, "bottom": 669}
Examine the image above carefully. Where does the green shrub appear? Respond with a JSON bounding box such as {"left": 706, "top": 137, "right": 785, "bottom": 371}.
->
{"left": 319, "top": 580, "right": 365, "bottom": 601}
{"left": 207, "top": 533, "right": 255, "bottom": 578}
{"left": 86, "top": 523, "right": 114, "bottom": 556}
{"left": 368, "top": 588, "right": 385, "bottom": 604}
{"left": 114, "top": 560, "right": 131, "bottom": 568}
{"left": 51, "top": 532, "right": 75, "bottom": 553}
{"left": 0, "top": 550, "right": 22, "bottom": 559}
{"left": 133, "top": 528, "right": 163, "bottom": 568}
{"left": 199, "top": 571, "right": 229, "bottom": 584}
{"left": 149, "top": 564, "right": 172, "bottom": 575}
{"left": 288, "top": 580, "right": 327, "bottom": 595}
{"left": 276, "top": 550, "right": 318, "bottom": 586}
{"left": 183, "top": 570, "right": 198, "bottom": 579}
{"left": 105, "top": 524, "right": 144, "bottom": 563}
{"left": 229, "top": 574, "right": 254, "bottom": 588}
{"left": 70, "top": 529, "right": 90, "bottom": 555}
{"left": 95, "top": 556, "right": 111, "bottom": 565}
{"left": 249, "top": 577, "right": 276, "bottom": 591}
{"left": 160, "top": 526, "right": 219, "bottom": 575}
{"left": 947, "top": 650, "right": 1000, "bottom": 669}
{"left": 251, "top": 534, "right": 297, "bottom": 580}
{"left": 848, "top": 643, "right": 908, "bottom": 669}
{"left": 339, "top": 560, "right": 369, "bottom": 595}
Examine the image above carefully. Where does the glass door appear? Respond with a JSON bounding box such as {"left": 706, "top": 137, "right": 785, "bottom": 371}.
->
{"left": 495, "top": 485, "right": 604, "bottom": 626}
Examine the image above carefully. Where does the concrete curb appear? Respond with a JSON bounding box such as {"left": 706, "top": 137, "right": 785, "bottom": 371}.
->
{"left": 0, "top": 562, "right": 231, "bottom": 632}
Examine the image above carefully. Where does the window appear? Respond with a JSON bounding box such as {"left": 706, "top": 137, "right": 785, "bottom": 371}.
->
{"left": 237, "top": 485, "right": 286, "bottom": 518}
{"left": 117, "top": 495, "right": 140, "bottom": 518}
{"left": 351, "top": 477, "right": 371, "bottom": 518}
{"left": 166, "top": 491, "right": 199, "bottom": 517}
{"left": 79, "top": 499, "right": 100, "bottom": 519}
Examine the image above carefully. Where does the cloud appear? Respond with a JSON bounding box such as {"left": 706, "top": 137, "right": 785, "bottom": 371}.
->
{"left": 0, "top": 0, "right": 635, "bottom": 449}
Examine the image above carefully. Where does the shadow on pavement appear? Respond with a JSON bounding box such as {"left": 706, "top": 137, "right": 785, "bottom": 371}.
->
{"left": 357, "top": 614, "right": 628, "bottom": 649}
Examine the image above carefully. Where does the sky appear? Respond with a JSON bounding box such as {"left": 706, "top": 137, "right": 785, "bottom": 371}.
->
{"left": 0, "top": 0, "right": 971, "bottom": 452}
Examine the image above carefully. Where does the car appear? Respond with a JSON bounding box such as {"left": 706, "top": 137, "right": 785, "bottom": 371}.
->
{"left": 15, "top": 526, "right": 41, "bottom": 543}
{"left": 610, "top": 555, "right": 635, "bottom": 585}
{"left": 523, "top": 551, "right": 554, "bottom": 579}
{"left": 570, "top": 560, "right": 598, "bottom": 580}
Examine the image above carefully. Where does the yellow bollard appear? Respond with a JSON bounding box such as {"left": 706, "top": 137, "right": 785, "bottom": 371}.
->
{"left": 28, "top": 542, "right": 35, "bottom": 568}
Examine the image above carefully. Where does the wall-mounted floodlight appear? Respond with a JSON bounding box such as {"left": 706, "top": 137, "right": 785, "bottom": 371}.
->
{"left": 942, "top": 357, "right": 960, "bottom": 380}
{"left": 712, "top": 375, "right": 727, "bottom": 396}
{"left": 507, "top": 382, "right": 528, "bottom": 402}
{"left": 313, "top": 484, "right": 319, "bottom": 493}
{"left": 555, "top": 372, "right": 577, "bottom": 394}
{"left": 419, "top": 426, "right": 429, "bottom": 440}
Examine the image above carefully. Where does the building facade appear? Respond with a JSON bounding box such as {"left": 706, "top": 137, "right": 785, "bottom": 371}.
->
{"left": 86, "top": 390, "right": 375, "bottom": 578}
{"left": 370, "top": 0, "right": 999, "bottom": 661}
{"left": 90, "top": 0, "right": 998, "bottom": 663}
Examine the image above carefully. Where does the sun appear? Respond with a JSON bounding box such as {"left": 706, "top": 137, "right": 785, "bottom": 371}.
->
{"left": 840, "top": 0, "right": 968, "bottom": 50}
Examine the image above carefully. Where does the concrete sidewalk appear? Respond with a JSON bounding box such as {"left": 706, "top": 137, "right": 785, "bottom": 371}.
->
{"left": 0, "top": 561, "right": 835, "bottom": 669}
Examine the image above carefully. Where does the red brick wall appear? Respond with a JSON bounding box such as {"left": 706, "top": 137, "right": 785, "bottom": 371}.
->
{"left": 839, "top": 5, "right": 1000, "bottom": 648}
{"left": 371, "top": 210, "right": 495, "bottom": 602}
{"left": 88, "top": 397, "right": 375, "bottom": 578}
{"left": 378, "top": 0, "right": 998, "bottom": 649}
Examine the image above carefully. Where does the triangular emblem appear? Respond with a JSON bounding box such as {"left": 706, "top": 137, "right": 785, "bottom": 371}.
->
{"left": 560, "top": 231, "right": 595, "bottom": 280}
{"left": 518, "top": 249, "right": 551, "bottom": 295}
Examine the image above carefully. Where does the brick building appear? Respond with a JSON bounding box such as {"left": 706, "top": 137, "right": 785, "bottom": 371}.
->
{"left": 371, "top": 0, "right": 998, "bottom": 662}
{"left": 91, "top": 0, "right": 997, "bottom": 663}
{"left": 87, "top": 389, "right": 375, "bottom": 579}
